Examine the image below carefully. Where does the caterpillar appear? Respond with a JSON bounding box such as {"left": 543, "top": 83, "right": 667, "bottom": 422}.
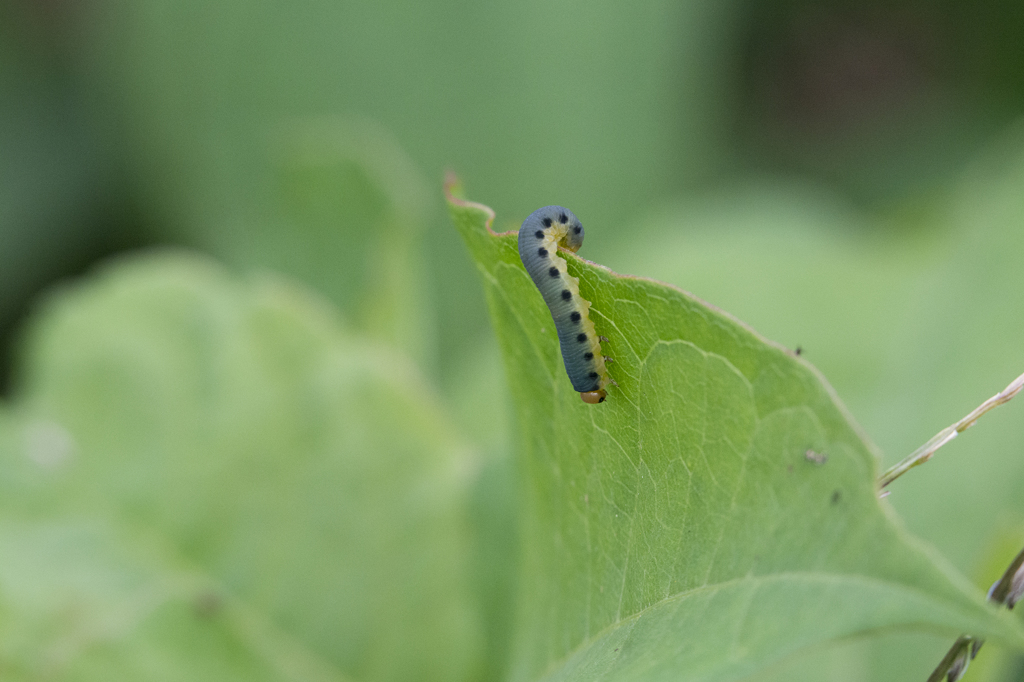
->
{"left": 518, "top": 206, "right": 609, "bottom": 404}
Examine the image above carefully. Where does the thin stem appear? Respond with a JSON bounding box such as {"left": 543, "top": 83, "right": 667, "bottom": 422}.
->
{"left": 988, "top": 545, "right": 1024, "bottom": 608}
{"left": 926, "top": 542, "right": 1024, "bottom": 681}
{"left": 927, "top": 635, "right": 975, "bottom": 682}
{"left": 879, "top": 371, "right": 1024, "bottom": 488}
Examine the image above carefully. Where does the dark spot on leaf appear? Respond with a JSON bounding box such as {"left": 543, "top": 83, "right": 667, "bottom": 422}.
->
{"left": 831, "top": 490, "right": 841, "bottom": 505}
{"left": 193, "top": 591, "right": 223, "bottom": 618}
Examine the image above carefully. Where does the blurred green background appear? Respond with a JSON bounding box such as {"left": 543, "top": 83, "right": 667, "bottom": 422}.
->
{"left": 3, "top": 0, "right": 1024, "bottom": 680}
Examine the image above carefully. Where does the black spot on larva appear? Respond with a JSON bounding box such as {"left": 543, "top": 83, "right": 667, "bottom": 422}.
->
{"left": 574, "top": 226, "right": 581, "bottom": 234}
{"left": 548, "top": 266, "right": 559, "bottom": 278}
{"left": 577, "top": 333, "right": 587, "bottom": 343}
{"left": 538, "top": 247, "right": 548, "bottom": 257}
{"left": 535, "top": 230, "right": 544, "bottom": 239}
{"left": 584, "top": 352, "right": 593, "bottom": 360}
{"left": 589, "top": 372, "right": 598, "bottom": 378}
{"left": 543, "top": 218, "right": 552, "bottom": 227}
{"left": 559, "top": 213, "right": 568, "bottom": 223}
{"left": 561, "top": 289, "right": 571, "bottom": 300}
{"left": 598, "top": 395, "right": 606, "bottom": 403}
{"left": 570, "top": 312, "right": 581, "bottom": 323}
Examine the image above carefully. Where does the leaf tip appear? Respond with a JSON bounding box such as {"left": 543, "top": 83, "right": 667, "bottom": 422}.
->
{"left": 443, "top": 172, "right": 500, "bottom": 238}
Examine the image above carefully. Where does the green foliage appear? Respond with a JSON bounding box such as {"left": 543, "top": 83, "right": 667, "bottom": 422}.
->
{"left": 5, "top": 1, "right": 1024, "bottom": 680}
{"left": 0, "top": 255, "right": 481, "bottom": 682}
{"left": 493, "top": 129, "right": 1024, "bottom": 682}
{"left": 2, "top": 165, "right": 1021, "bottom": 679}
{"left": 597, "top": 135, "right": 1024, "bottom": 679}
{"left": 76, "top": 0, "right": 734, "bottom": 233}
{"left": 446, "top": 187, "right": 1024, "bottom": 681}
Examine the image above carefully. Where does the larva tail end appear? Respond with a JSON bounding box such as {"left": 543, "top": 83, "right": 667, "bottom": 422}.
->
{"left": 580, "top": 389, "right": 607, "bottom": 405}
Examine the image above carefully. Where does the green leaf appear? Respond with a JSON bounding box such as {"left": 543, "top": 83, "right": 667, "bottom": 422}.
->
{"left": 259, "top": 119, "right": 437, "bottom": 369}
{"left": 0, "top": 517, "right": 358, "bottom": 682}
{"left": 446, "top": 187, "right": 1024, "bottom": 682}
{"left": 599, "top": 154, "right": 1024, "bottom": 679}
{"left": 0, "top": 252, "right": 482, "bottom": 682}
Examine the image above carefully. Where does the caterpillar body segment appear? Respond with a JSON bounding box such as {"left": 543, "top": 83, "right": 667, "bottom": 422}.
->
{"left": 517, "top": 205, "right": 609, "bottom": 404}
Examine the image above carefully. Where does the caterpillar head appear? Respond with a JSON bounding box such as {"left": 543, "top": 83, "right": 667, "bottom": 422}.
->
{"left": 525, "top": 206, "right": 584, "bottom": 252}
{"left": 580, "top": 389, "right": 607, "bottom": 404}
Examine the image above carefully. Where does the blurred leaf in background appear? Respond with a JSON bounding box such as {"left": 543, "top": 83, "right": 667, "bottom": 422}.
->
{"left": 1, "top": 255, "right": 482, "bottom": 682}
{"left": 273, "top": 118, "right": 436, "bottom": 368}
